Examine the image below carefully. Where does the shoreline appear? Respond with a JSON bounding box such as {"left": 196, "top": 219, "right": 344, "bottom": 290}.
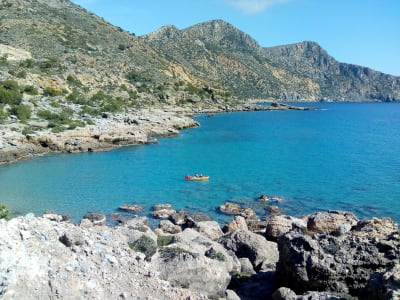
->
{"left": 0, "top": 102, "right": 316, "bottom": 165}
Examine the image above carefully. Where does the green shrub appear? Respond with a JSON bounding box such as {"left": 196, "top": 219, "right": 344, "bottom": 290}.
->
{"left": 0, "top": 204, "right": 11, "bottom": 220}
{"left": 157, "top": 235, "right": 174, "bottom": 247}
{"left": 205, "top": 248, "right": 225, "bottom": 262}
{"left": 43, "top": 86, "right": 62, "bottom": 97}
{"left": 0, "top": 80, "right": 22, "bottom": 105}
{"left": 128, "top": 235, "right": 157, "bottom": 261}
{"left": 126, "top": 70, "right": 151, "bottom": 83}
{"left": 23, "top": 85, "right": 38, "bottom": 95}
{"left": 9, "top": 104, "right": 31, "bottom": 123}
{"left": 22, "top": 126, "right": 35, "bottom": 135}
{"left": 0, "top": 107, "right": 9, "bottom": 124}
{"left": 19, "top": 59, "right": 35, "bottom": 68}
{"left": 66, "top": 75, "right": 82, "bottom": 87}
{"left": 16, "top": 70, "right": 27, "bottom": 79}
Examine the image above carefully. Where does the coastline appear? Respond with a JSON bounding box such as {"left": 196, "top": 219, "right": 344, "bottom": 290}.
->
{"left": 0, "top": 102, "right": 316, "bottom": 165}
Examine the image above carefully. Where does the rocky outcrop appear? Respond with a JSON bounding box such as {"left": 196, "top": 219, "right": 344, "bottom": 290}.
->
{"left": 276, "top": 216, "right": 400, "bottom": 297}
{"left": 0, "top": 214, "right": 208, "bottom": 300}
{"left": 304, "top": 210, "right": 359, "bottom": 234}
{"left": 219, "top": 230, "right": 279, "bottom": 271}
{"left": 1, "top": 209, "right": 399, "bottom": 299}
{"left": 153, "top": 228, "right": 240, "bottom": 298}
{"left": 0, "top": 109, "right": 199, "bottom": 164}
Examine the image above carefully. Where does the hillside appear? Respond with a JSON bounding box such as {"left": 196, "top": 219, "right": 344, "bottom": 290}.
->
{"left": 0, "top": 0, "right": 400, "bottom": 138}
{"left": 144, "top": 20, "right": 400, "bottom": 101}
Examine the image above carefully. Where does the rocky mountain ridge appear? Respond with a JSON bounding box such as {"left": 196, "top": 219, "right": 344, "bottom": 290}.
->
{"left": 144, "top": 19, "right": 400, "bottom": 101}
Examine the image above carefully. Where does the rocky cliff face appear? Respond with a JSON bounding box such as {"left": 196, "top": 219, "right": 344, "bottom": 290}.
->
{"left": 264, "top": 41, "right": 400, "bottom": 101}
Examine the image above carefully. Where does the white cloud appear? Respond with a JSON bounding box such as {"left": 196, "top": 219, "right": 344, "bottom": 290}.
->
{"left": 224, "top": 0, "right": 290, "bottom": 14}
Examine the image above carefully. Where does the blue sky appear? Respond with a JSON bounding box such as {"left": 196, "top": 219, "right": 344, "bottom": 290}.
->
{"left": 71, "top": 0, "right": 400, "bottom": 76}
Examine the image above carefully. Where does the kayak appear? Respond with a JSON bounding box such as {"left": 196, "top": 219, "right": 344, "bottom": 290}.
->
{"left": 185, "top": 175, "right": 209, "bottom": 181}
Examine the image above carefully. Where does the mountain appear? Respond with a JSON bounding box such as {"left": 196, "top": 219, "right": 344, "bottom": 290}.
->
{"left": 1, "top": 0, "right": 400, "bottom": 133}
{"left": 144, "top": 20, "right": 400, "bottom": 101}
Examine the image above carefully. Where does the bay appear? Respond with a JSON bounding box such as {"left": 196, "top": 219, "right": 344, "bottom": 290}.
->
{"left": 1, "top": 102, "right": 400, "bottom": 225}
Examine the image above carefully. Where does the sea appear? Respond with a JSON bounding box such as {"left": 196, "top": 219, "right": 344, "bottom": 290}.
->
{"left": 1, "top": 102, "right": 400, "bottom": 226}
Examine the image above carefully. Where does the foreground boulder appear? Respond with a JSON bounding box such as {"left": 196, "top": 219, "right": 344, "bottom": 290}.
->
{"left": 276, "top": 217, "right": 400, "bottom": 298}
{"left": 152, "top": 228, "right": 239, "bottom": 298}
{"left": 219, "top": 230, "right": 279, "bottom": 271}
{"left": 0, "top": 215, "right": 208, "bottom": 299}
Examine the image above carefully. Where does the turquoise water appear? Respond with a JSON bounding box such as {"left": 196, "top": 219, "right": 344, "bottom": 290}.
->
{"left": 1, "top": 102, "right": 400, "bottom": 225}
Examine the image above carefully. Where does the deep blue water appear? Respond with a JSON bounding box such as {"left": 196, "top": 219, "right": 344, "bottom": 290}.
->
{"left": 1, "top": 102, "right": 400, "bottom": 225}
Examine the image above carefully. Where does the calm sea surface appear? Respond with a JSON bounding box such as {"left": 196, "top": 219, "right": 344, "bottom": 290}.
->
{"left": 1, "top": 102, "right": 400, "bottom": 225}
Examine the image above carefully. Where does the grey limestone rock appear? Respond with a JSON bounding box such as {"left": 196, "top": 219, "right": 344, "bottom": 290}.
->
{"left": 276, "top": 217, "right": 400, "bottom": 298}
{"left": 219, "top": 230, "right": 279, "bottom": 270}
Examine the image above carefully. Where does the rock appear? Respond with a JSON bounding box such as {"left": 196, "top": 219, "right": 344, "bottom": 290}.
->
{"left": 59, "top": 230, "right": 85, "bottom": 247}
{"left": 241, "top": 207, "right": 258, "bottom": 219}
{"left": 239, "top": 257, "right": 256, "bottom": 275}
{"left": 266, "top": 205, "right": 281, "bottom": 214}
{"left": 193, "top": 221, "right": 223, "bottom": 241}
{"left": 219, "top": 202, "right": 259, "bottom": 220}
{"left": 276, "top": 217, "right": 400, "bottom": 297}
{"left": 219, "top": 202, "right": 242, "bottom": 215}
{"left": 0, "top": 216, "right": 208, "bottom": 299}
{"left": 118, "top": 203, "right": 143, "bottom": 214}
{"left": 246, "top": 219, "right": 268, "bottom": 233}
{"left": 158, "top": 219, "right": 182, "bottom": 234}
{"left": 151, "top": 204, "right": 176, "bottom": 219}
{"left": 305, "top": 210, "right": 359, "bottom": 234}
{"left": 360, "top": 263, "right": 400, "bottom": 299}
{"left": 219, "top": 230, "right": 279, "bottom": 270}
{"left": 272, "top": 287, "right": 297, "bottom": 300}
{"left": 82, "top": 212, "right": 106, "bottom": 225}
{"left": 354, "top": 217, "right": 398, "bottom": 237}
{"left": 169, "top": 210, "right": 186, "bottom": 225}
{"left": 152, "top": 228, "right": 239, "bottom": 299}
{"left": 226, "top": 289, "right": 241, "bottom": 300}
{"left": 125, "top": 216, "right": 150, "bottom": 229}
{"left": 265, "top": 214, "right": 307, "bottom": 240}
{"left": 42, "top": 211, "right": 70, "bottom": 222}
{"left": 223, "top": 215, "right": 248, "bottom": 233}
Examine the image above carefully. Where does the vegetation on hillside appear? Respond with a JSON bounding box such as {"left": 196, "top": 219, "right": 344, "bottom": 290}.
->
{"left": 0, "top": 0, "right": 399, "bottom": 133}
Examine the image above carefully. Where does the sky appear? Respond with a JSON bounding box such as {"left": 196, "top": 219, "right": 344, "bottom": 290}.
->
{"left": 70, "top": 0, "right": 400, "bottom": 76}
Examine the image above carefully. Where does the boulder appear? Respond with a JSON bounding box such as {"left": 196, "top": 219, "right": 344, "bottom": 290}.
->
{"left": 118, "top": 203, "right": 143, "bottom": 214}
{"left": 152, "top": 228, "right": 239, "bottom": 298}
{"left": 304, "top": 210, "right": 359, "bottom": 234}
{"left": 219, "top": 202, "right": 242, "bottom": 215}
{"left": 276, "top": 217, "right": 400, "bottom": 297}
{"left": 82, "top": 212, "right": 106, "bottom": 225}
{"left": 239, "top": 257, "right": 256, "bottom": 275}
{"left": 219, "top": 230, "right": 279, "bottom": 270}
{"left": 193, "top": 221, "right": 223, "bottom": 241}
{"left": 265, "top": 214, "right": 306, "bottom": 240}
{"left": 151, "top": 203, "right": 176, "bottom": 220}
{"left": 158, "top": 219, "right": 182, "bottom": 234}
{"left": 272, "top": 287, "right": 297, "bottom": 300}
{"left": 360, "top": 263, "right": 400, "bottom": 299}
{"left": 223, "top": 215, "right": 248, "bottom": 233}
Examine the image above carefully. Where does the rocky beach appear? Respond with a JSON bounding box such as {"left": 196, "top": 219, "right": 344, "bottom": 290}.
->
{"left": 0, "top": 206, "right": 399, "bottom": 299}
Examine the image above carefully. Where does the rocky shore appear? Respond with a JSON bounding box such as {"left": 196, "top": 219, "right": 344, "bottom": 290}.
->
{"left": 0, "top": 207, "right": 399, "bottom": 299}
{"left": 0, "top": 102, "right": 315, "bottom": 164}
